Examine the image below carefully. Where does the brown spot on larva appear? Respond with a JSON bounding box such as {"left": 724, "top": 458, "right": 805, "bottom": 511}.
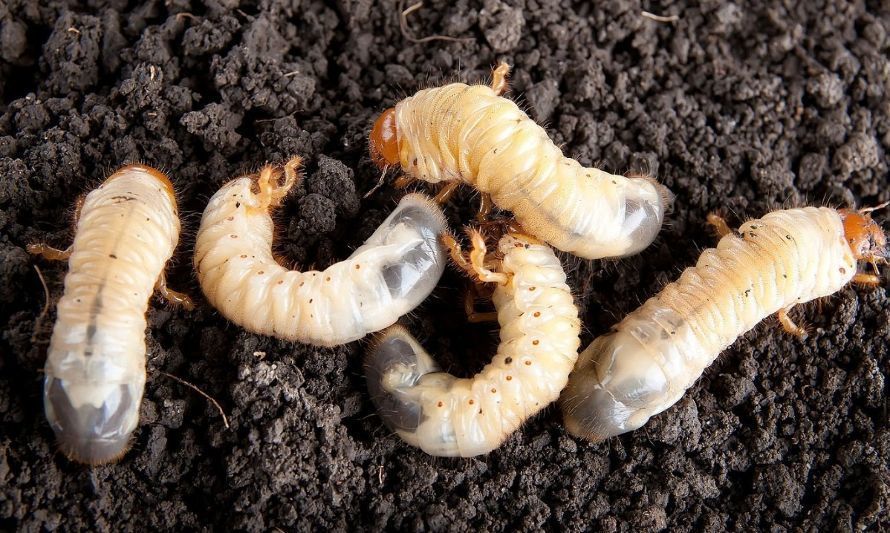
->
{"left": 309, "top": 299, "right": 313, "bottom": 303}
{"left": 505, "top": 357, "right": 513, "bottom": 364}
{"left": 468, "top": 399, "right": 474, "bottom": 405}
{"left": 412, "top": 158, "right": 418, "bottom": 166}
{"left": 277, "top": 280, "right": 284, "bottom": 284}
{"left": 506, "top": 375, "right": 513, "bottom": 381}
{"left": 240, "top": 254, "right": 247, "bottom": 258}
{"left": 355, "top": 264, "right": 361, "bottom": 270}
{"left": 258, "top": 271, "right": 264, "bottom": 275}
{"left": 524, "top": 360, "right": 531, "bottom": 366}
{"left": 839, "top": 267, "right": 846, "bottom": 274}
{"left": 227, "top": 216, "right": 234, "bottom": 221}
{"left": 786, "top": 234, "right": 792, "bottom": 240}
{"left": 437, "top": 401, "right": 444, "bottom": 407}
{"left": 325, "top": 276, "right": 331, "bottom": 282}
{"left": 533, "top": 311, "right": 541, "bottom": 317}
{"left": 230, "top": 234, "right": 238, "bottom": 239}
{"left": 109, "top": 254, "right": 117, "bottom": 259}
{"left": 491, "top": 388, "right": 497, "bottom": 393}
{"left": 235, "top": 202, "right": 241, "bottom": 208}
{"left": 299, "top": 282, "right": 304, "bottom": 287}
{"left": 529, "top": 286, "right": 536, "bottom": 291}
{"left": 532, "top": 340, "right": 539, "bottom": 346}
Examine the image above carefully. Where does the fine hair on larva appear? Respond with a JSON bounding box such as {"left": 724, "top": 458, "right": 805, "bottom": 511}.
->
{"left": 27, "top": 164, "right": 192, "bottom": 465}
{"left": 561, "top": 205, "right": 888, "bottom": 442}
{"left": 194, "top": 156, "right": 450, "bottom": 347}
{"left": 369, "top": 62, "right": 674, "bottom": 260}
{"left": 364, "top": 229, "right": 581, "bottom": 457}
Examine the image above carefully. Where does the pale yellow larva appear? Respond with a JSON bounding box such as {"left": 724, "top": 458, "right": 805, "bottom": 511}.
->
{"left": 369, "top": 63, "right": 673, "bottom": 260}
{"left": 194, "top": 157, "right": 448, "bottom": 347}
{"left": 29, "top": 164, "right": 188, "bottom": 465}
{"left": 365, "top": 231, "right": 581, "bottom": 457}
{"left": 561, "top": 206, "right": 888, "bottom": 442}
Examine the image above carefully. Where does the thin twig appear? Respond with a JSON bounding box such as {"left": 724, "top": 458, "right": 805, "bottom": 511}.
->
{"left": 160, "top": 372, "right": 230, "bottom": 429}
{"left": 399, "top": 1, "right": 474, "bottom": 44}
{"left": 641, "top": 10, "right": 680, "bottom": 23}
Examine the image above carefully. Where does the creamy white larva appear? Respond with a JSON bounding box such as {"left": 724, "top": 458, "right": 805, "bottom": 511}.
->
{"left": 561, "top": 207, "right": 886, "bottom": 441}
{"left": 34, "top": 165, "right": 184, "bottom": 464}
{"left": 365, "top": 232, "right": 581, "bottom": 457}
{"left": 370, "top": 64, "right": 672, "bottom": 259}
{"left": 194, "top": 157, "right": 448, "bottom": 346}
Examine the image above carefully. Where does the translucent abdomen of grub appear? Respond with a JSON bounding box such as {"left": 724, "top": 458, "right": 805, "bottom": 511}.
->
{"left": 614, "top": 177, "right": 673, "bottom": 257}
{"left": 44, "top": 373, "right": 143, "bottom": 464}
{"left": 561, "top": 330, "right": 671, "bottom": 441}
{"left": 365, "top": 326, "right": 441, "bottom": 433}
{"left": 349, "top": 193, "right": 447, "bottom": 306}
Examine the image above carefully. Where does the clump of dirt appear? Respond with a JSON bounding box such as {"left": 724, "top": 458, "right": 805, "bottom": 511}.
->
{"left": 1, "top": 1, "right": 888, "bottom": 530}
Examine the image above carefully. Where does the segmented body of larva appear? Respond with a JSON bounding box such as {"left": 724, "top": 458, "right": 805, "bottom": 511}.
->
{"left": 365, "top": 232, "right": 581, "bottom": 457}
{"left": 370, "top": 64, "right": 672, "bottom": 259}
{"left": 194, "top": 158, "right": 448, "bottom": 347}
{"left": 33, "top": 165, "right": 185, "bottom": 464}
{"left": 561, "top": 206, "right": 888, "bottom": 442}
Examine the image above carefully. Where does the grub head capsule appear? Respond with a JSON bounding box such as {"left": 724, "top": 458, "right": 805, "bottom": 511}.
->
{"left": 370, "top": 107, "right": 400, "bottom": 168}
{"left": 839, "top": 208, "right": 887, "bottom": 263}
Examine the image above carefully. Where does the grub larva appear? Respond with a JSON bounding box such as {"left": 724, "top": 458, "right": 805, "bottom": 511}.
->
{"left": 365, "top": 231, "right": 581, "bottom": 457}
{"left": 194, "top": 157, "right": 448, "bottom": 347}
{"left": 369, "top": 63, "right": 673, "bottom": 259}
{"left": 560, "top": 206, "right": 888, "bottom": 442}
{"left": 28, "top": 164, "right": 191, "bottom": 465}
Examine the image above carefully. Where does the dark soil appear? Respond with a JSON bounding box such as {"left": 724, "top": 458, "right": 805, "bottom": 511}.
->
{"left": 1, "top": 1, "right": 888, "bottom": 531}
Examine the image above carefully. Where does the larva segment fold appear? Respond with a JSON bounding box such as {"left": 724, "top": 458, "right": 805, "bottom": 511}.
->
{"left": 365, "top": 234, "right": 581, "bottom": 457}
{"left": 375, "top": 66, "right": 673, "bottom": 259}
{"left": 194, "top": 158, "right": 448, "bottom": 346}
{"left": 561, "top": 207, "right": 864, "bottom": 442}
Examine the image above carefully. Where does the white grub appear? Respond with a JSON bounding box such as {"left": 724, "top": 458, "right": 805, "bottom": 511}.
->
{"left": 561, "top": 206, "right": 887, "bottom": 441}
{"left": 366, "top": 231, "right": 581, "bottom": 456}
{"left": 32, "top": 164, "right": 187, "bottom": 464}
{"left": 369, "top": 64, "right": 673, "bottom": 259}
{"left": 194, "top": 157, "right": 449, "bottom": 346}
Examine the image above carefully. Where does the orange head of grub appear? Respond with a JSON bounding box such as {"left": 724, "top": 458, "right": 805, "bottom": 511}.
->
{"left": 370, "top": 107, "right": 400, "bottom": 168}
{"left": 839, "top": 206, "right": 887, "bottom": 265}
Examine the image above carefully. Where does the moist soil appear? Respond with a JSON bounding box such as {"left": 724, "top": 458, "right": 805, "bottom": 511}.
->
{"left": 1, "top": 1, "right": 889, "bottom": 531}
